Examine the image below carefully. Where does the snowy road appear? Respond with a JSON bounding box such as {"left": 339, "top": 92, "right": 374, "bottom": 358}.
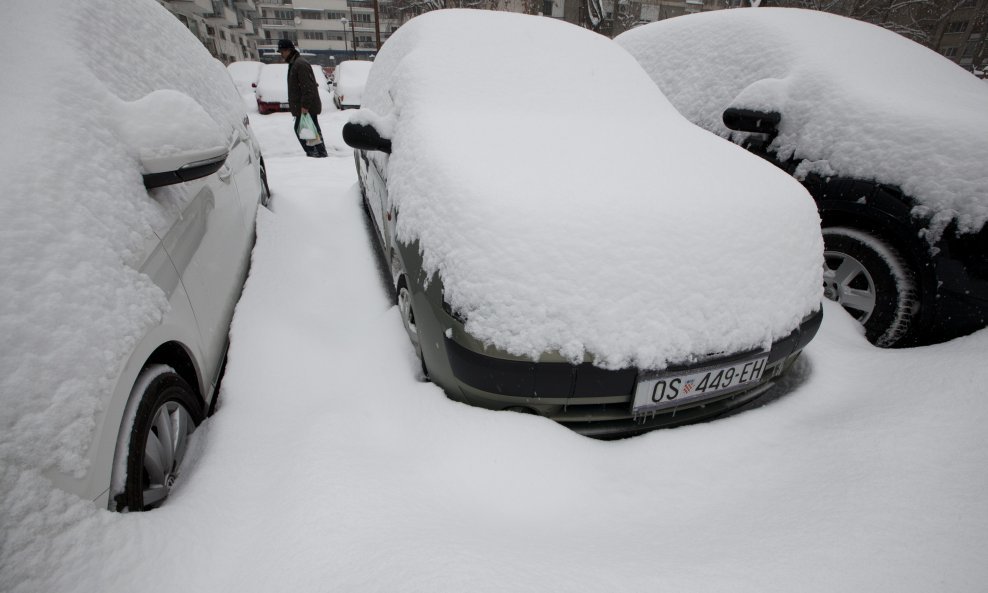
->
{"left": 3, "top": 109, "right": 988, "bottom": 593}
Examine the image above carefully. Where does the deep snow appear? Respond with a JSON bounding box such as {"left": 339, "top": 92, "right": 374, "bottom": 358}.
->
{"left": 2, "top": 108, "right": 987, "bottom": 593}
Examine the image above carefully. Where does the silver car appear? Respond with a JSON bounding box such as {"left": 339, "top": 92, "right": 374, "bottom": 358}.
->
{"left": 2, "top": 0, "right": 270, "bottom": 511}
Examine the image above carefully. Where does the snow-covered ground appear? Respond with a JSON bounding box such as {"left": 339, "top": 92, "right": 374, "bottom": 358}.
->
{"left": 2, "top": 109, "right": 988, "bottom": 593}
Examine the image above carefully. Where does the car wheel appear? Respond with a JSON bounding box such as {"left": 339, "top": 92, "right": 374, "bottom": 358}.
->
{"left": 396, "top": 275, "right": 429, "bottom": 380}
{"left": 822, "top": 226, "right": 918, "bottom": 347}
{"left": 118, "top": 365, "right": 204, "bottom": 512}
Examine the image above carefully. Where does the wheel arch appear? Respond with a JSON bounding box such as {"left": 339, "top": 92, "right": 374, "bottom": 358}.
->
{"left": 810, "top": 179, "right": 936, "bottom": 291}
{"left": 144, "top": 341, "right": 206, "bottom": 404}
{"left": 105, "top": 341, "right": 206, "bottom": 511}
{"left": 810, "top": 178, "right": 940, "bottom": 343}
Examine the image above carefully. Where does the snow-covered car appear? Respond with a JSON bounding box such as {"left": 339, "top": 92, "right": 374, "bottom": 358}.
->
{"left": 616, "top": 8, "right": 988, "bottom": 348}
{"left": 255, "top": 63, "right": 333, "bottom": 114}
{"left": 332, "top": 60, "right": 372, "bottom": 109}
{"left": 226, "top": 60, "right": 264, "bottom": 95}
{"left": 343, "top": 10, "right": 823, "bottom": 438}
{"left": 255, "top": 63, "right": 290, "bottom": 114}
{"left": 1, "top": 0, "right": 270, "bottom": 511}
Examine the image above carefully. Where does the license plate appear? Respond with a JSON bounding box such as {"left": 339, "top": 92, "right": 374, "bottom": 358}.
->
{"left": 632, "top": 356, "right": 768, "bottom": 414}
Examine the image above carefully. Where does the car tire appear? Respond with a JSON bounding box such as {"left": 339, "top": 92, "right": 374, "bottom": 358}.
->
{"left": 396, "top": 275, "right": 429, "bottom": 380}
{"left": 118, "top": 365, "right": 204, "bottom": 512}
{"left": 822, "top": 226, "right": 918, "bottom": 347}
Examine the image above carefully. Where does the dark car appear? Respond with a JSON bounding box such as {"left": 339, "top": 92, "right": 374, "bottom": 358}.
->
{"left": 343, "top": 9, "right": 823, "bottom": 438}
{"left": 617, "top": 8, "right": 988, "bottom": 347}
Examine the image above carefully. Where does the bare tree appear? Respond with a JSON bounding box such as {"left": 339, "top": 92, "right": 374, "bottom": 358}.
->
{"left": 764, "top": 0, "right": 988, "bottom": 49}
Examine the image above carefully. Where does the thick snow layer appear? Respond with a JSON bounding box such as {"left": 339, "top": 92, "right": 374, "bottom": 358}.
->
{"left": 333, "top": 60, "right": 373, "bottom": 105}
{"left": 226, "top": 60, "right": 264, "bottom": 95}
{"left": 255, "top": 63, "right": 289, "bottom": 103}
{"left": 359, "top": 10, "right": 822, "bottom": 369}
{"left": 616, "top": 7, "right": 988, "bottom": 235}
{"left": 0, "top": 0, "right": 244, "bottom": 477}
{"left": 2, "top": 113, "right": 986, "bottom": 593}
{"left": 115, "top": 89, "right": 226, "bottom": 163}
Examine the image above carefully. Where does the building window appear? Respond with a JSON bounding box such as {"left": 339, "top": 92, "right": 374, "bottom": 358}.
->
{"left": 274, "top": 9, "right": 294, "bottom": 20}
{"left": 353, "top": 13, "right": 372, "bottom": 23}
{"left": 542, "top": 0, "right": 553, "bottom": 14}
{"left": 220, "top": 30, "right": 227, "bottom": 40}
{"left": 303, "top": 31, "right": 325, "bottom": 40}
{"left": 963, "top": 42, "right": 977, "bottom": 57}
{"left": 327, "top": 11, "right": 346, "bottom": 20}
{"left": 947, "top": 21, "right": 969, "bottom": 34}
{"left": 206, "top": 25, "right": 215, "bottom": 35}
{"left": 301, "top": 11, "right": 322, "bottom": 19}
{"left": 943, "top": 47, "right": 959, "bottom": 57}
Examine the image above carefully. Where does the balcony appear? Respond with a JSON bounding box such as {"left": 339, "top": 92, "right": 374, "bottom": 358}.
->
{"left": 206, "top": 5, "right": 239, "bottom": 26}
{"left": 160, "top": 0, "right": 215, "bottom": 15}
{"left": 235, "top": 17, "right": 256, "bottom": 34}
{"left": 257, "top": 17, "right": 295, "bottom": 28}
{"left": 235, "top": 0, "right": 256, "bottom": 9}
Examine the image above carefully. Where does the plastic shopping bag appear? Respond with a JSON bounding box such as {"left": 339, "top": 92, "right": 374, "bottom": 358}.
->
{"left": 298, "top": 113, "right": 320, "bottom": 143}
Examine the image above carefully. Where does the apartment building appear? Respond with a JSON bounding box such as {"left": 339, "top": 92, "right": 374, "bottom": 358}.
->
{"left": 252, "top": 0, "right": 395, "bottom": 66}
{"left": 158, "top": 0, "right": 261, "bottom": 63}
{"left": 932, "top": 0, "right": 988, "bottom": 74}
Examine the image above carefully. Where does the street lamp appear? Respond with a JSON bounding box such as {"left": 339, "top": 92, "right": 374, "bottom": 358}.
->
{"left": 340, "top": 17, "right": 349, "bottom": 61}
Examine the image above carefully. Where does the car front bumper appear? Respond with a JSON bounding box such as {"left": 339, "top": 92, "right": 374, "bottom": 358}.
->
{"left": 442, "top": 308, "right": 823, "bottom": 439}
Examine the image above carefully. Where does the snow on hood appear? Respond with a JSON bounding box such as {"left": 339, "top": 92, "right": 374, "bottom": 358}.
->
{"left": 359, "top": 10, "right": 823, "bottom": 370}
{"left": 0, "top": 0, "right": 244, "bottom": 477}
{"left": 616, "top": 7, "right": 988, "bottom": 236}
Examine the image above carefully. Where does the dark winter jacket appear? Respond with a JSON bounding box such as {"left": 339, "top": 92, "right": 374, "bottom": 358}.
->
{"left": 286, "top": 51, "right": 321, "bottom": 117}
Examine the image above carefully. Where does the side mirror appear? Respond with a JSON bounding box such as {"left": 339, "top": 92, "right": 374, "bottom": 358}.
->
{"left": 343, "top": 122, "right": 391, "bottom": 154}
{"left": 722, "top": 108, "right": 781, "bottom": 135}
{"left": 141, "top": 145, "right": 229, "bottom": 189}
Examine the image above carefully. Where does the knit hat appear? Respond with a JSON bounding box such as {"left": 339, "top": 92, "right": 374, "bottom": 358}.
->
{"left": 277, "top": 39, "right": 294, "bottom": 51}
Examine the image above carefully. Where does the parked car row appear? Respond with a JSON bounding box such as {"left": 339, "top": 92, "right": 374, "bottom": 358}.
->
{"left": 11, "top": 3, "right": 986, "bottom": 515}
{"left": 229, "top": 59, "right": 370, "bottom": 114}
{"left": 251, "top": 62, "right": 333, "bottom": 114}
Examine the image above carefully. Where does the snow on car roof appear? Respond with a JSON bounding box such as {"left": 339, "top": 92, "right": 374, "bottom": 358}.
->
{"left": 0, "top": 0, "right": 244, "bottom": 475}
{"left": 358, "top": 9, "right": 823, "bottom": 370}
{"left": 616, "top": 7, "right": 988, "bottom": 236}
{"left": 227, "top": 60, "right": 264, "bottom": 92}
{"left": 256, "top": 63, "right": 289, "bottom": 103}
{"left": 336, "top": 60, "right": 373, "bottom": 85}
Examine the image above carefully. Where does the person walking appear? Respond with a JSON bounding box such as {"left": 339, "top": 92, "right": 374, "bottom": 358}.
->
{"left": 278, "top": 39, "right": 328, "bottom": 158}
